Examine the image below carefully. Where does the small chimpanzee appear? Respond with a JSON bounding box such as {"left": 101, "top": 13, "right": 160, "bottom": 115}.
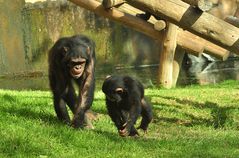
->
{"left": 48, "top": 34, "right": 95, "bottom": 129}
{"left": 102, "top": 75, "right": 153, "bottom": 137}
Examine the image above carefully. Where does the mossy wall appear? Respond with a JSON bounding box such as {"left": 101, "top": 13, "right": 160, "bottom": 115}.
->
{"left": 0, "top": 0, "right": 26, "bottom": 74}
{"left": 0, "top": 0, "right": 160, "bottom": 76}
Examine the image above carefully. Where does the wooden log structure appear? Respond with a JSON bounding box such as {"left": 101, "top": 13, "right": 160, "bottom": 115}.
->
{"left": 68, "top": 0, "right": 231, "bottom": 88}
{"left": 102, "top": 0, "right": 126, "bottom": 9}
{"left": 100, "top": 0, "right": 229, "bottom": 60}
{"left": 103, "top": 0, "right": 214, "bottom": 11}
{"left": 182, "top": 0, "right": 213, "bottom": 11}
{"left": 125, "top": 0, "right": 239, "bottom": 54}
{"left": 225, "top": 16, "right": 239, "bottom": 28}
{"left": 158, "top": 23, "right": 178, "bottom": 88}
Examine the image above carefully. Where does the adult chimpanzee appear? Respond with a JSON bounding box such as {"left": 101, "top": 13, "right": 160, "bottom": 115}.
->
{"left": 102, "top": 75, "right": 153, "bottom": 137}
{"left": 48, "top": 34, "right": 95, "bottom": 129}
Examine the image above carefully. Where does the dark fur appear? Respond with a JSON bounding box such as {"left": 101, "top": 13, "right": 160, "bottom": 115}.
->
{"left": 102, "top": 75, "right": 153, "bottom": 136}
{"left": 48, "top": 34, "right": 96, "bottom": 128}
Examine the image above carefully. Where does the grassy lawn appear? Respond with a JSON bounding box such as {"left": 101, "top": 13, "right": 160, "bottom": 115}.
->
{"left": 0, "top": 80, "right": 239, "bottom": 157}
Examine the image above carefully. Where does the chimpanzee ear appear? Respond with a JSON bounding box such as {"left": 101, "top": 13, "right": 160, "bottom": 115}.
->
{"left": 86, "top": 46, "right": 91, "bottom": 55}
{"left": 115, "top": 87, "right": 124, "bottom": 93}
{"left": 63, "top": 46, "right": 68, "bottom": 52}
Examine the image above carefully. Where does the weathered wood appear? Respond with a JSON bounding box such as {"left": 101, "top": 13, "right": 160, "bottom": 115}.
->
{"left": 177, "top": 31, "right": 204, "bottom": 57}
{"left": 158, "top": 23, "right": 178, "bottom": 88}
{"left": 154, "top": 21, "right": 167, "bottom": 31}
{"left": 102, "top": 0, "right": 126, "bottom": 9}
{"left": 126, "top": 0, "right": 239, "bottom": 54}
{"left": 182, "top": 0, "right": 213, "bottom": 11}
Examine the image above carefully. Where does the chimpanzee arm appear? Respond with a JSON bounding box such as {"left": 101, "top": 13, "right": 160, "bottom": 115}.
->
{"left": 107, "top": 104, "right": 125, "bottom": 130}
{"left": 72, "top": 56, "right": 95, "bottom": 128}
{"left": 138, "top": 98, "right": 153, "bottom": 131}
{"left": 123, "top": 98, "right": 141, "bottom": 136}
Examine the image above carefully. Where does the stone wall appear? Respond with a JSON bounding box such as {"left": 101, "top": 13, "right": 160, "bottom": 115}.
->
{"left": 0, "top": 0, "right": 160, "bottom": 76}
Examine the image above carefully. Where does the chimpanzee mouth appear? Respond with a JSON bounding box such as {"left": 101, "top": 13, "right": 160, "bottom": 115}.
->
{"left": 70, "top": 69, "right": 83, "bottom": 78}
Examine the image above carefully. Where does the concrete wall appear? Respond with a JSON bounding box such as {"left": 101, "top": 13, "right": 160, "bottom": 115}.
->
{"left": 0, "top": 0, "right": 160, "bottom": 76}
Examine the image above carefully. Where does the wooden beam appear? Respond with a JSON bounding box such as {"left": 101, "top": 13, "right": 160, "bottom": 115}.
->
{"left": 113, "top": 1, "right": 228, "bottom": 60}
{"left": 125, "top": 0, "right": 239, "bottom": 54}
{"left": 103, "top": 0, "right": 214, "bottom": 11}
{"left": 158, "top": 23, "right": 178, "bottom": 88}
{"left": 182, "top": 0, "right": 213, "bottom": 11}
{"left": 102, "top": 0, "right": 126, "bottom": 9}
{"left": 69, "top": 0, "right": 229, "bottom": 60}
{"left": 225, "top": 16, "right": 239, "bottom": 28}
{"left": 68, "top": 0, "right": 163, "bottom": 39}
{"left": 178, "top": 30, "right": 230, "bottom": 60}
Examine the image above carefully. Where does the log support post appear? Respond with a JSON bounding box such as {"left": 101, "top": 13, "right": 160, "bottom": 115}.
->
{"left": 158, "top": 23, "right": 179, "bottom": 88}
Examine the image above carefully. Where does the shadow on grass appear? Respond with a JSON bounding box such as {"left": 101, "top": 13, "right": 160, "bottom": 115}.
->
{"left": 0, "top": 94, "right": 62, "bottom": 126}
{"left": 151, "top": 95, "right": 239, "bottom": 129}
{"left": 93, "top": 129, "right": 159, "bottom": 144}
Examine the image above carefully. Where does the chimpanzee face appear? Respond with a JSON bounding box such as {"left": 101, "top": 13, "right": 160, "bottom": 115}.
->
{"left": 102, "top": 76, "right": 126, "bottom": 103}
{"left": 105, "top": 87, "right": 124, "bottom": 102}
{"left": 63, "top": 45, "right": 90, "bottom": 79}
{"left": 67, "top": 57, "right": 86, "bottom": 78}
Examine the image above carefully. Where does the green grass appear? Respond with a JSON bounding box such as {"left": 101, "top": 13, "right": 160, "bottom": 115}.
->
{"left": 1, "top": 80, "right": 239, "bottom": 157}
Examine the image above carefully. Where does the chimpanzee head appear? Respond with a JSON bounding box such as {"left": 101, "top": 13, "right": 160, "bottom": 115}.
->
{"left": 62, "top": 43, "right": 91, "bottom": 79}
{"left": 102, "top": 75, "right": 127, "bottom": 103}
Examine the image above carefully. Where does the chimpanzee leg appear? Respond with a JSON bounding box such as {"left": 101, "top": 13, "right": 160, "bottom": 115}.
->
{"left": 138, "top": 98, "right": 153, "bottom": 131}
{"left": 64, "top": 85, "right": 77, "bottom": 113}
{"left": 120, "top": 110, "right": 137, "bottom": 135}
{"left": 122, "top": 100, "right": 141, "bottom": 136}
{"left": 72, "top": 76, "right": 95, "bottom": 128}
{"left": 53, "top": 93, "right": 71, "bottom": 124}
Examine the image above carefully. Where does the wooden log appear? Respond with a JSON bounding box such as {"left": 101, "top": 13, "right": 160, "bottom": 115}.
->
{"left": 102, "top": 0, "right": 126, "bottom": 9}
{"left": 225, "top": 16, "right": 239, "bottom": 28}
{"left": 112, "top": 1, "right": 229, "bottom": 60}
{"left": 103, "top": 0, "right": 214, "bottom": 11}
{"left": 182, "top": 0, "right": 213, "bottom": 11}
{"left": 177, "top": 31, "right": 204, "bottom": 56}
{"left": 158, "top": 23, "right": 178, "bottom": 88}
{"left": 69, "top": 0, "right": 229, "bottom": 60}
{"left": 126, "top": 0, "right": 239, "bottom": 54}
{"left": 154, "top": 21, "right": 167, "bottom": 31}
{"left": 178, "top": 30, "right": 230, "bottom": 60}
{"left": 68, "top": 0, "right": 162, "bottom": 40}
